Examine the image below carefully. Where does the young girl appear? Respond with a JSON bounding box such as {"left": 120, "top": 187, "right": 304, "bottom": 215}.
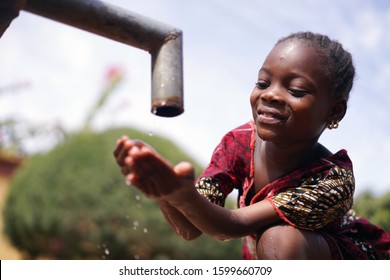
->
{"left": 114, "top": 31, "right": 390, "bottom": 259}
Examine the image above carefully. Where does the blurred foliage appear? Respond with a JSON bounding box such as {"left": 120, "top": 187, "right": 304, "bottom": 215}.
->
{"left": 0, "top": 117, "right": 66, "bottom": 156}
{"left": 83, "top": 66, "right": 124, "bottom": 133}
{"left": 3, "top": 127, "right": 241, "bottom": 259}
{"left": 352, "top": 190, "right": 390, "bottom": 233}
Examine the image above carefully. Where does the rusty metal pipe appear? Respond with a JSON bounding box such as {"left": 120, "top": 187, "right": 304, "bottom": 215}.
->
{"left": 151, "top": 33, "right": 184, "bottom": 117}
{"left": 4, "top": 0, "right": 184, "bottom": 117}
{"left": 0, "top": 0, "right": 27, "bottom": 37}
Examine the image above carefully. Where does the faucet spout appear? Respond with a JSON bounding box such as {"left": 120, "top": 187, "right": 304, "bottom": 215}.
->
{"left": 151, "top": 31, "right": 184, "bottom": 117}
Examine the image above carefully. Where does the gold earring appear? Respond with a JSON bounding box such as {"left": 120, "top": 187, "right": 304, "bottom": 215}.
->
{"left": 328, "top": 120, "right": 339, "bottom": 130}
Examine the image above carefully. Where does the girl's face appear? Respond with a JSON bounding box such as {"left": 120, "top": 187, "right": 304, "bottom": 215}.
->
{"left": 250, "top": 39, "right": 336, "bottom": 145}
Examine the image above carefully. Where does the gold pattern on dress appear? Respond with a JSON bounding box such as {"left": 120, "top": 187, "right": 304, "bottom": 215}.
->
{"left": 195, "top": 177, "right": 225, "bottom": 206}
{"left": 271, "top": 165, "right": 355, "bottom": 230}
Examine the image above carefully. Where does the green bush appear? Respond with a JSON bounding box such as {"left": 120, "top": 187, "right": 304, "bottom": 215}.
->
{"left": 3, "top": 128, "right": 241, "bottom": 259}
{"left": 353, "top": 190, "right": 390, "bottom": 233}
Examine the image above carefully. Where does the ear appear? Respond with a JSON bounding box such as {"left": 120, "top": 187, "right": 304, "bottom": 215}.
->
{"left": 327, "top": 98, "right": 347, "bottom": 123}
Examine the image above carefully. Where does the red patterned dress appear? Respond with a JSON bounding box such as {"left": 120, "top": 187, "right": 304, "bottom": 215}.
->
{"left": 195, "top": 121, "right": 390, "bottom": 259}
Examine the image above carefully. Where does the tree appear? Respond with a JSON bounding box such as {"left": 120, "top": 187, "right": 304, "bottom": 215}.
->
{"left": 3, "top": 127, "right": 241, "bottom": 259}
{"left": 352, "top": 190, "right": 390, "bottom": 233}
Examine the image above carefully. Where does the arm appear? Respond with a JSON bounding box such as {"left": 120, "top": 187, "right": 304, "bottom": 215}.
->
{"left": 166, "top": 185, "right": 279, "bottom": 240}
{"left": 158, "top": 200, "right": 202, "bottom": 240}
{"left": 117, "top": 137, "right": 281, "bottom": 241}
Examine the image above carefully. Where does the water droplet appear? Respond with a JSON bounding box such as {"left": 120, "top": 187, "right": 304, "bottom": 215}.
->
{"left": 148, "top": 131, "right": 154, "bottom": 137}
{"left": 133, "top": 220, "right": 139, "bottom": 230}
{"left": 104, "top": 248, "right": 110, "bottom": 255}
{"left": 143, "top": 228, "right": 148, "bottom": 234}
{"left": 135, "top": 195, "right": 141, "bottom": 201}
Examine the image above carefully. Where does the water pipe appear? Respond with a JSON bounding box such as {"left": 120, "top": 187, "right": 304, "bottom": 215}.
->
{"left": 0, "top": 0, "right": 184, "bottom": 117}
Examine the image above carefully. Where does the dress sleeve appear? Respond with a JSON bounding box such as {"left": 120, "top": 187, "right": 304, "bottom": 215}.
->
{"left": 269, "top": 164, "right": 355, "bottom": 230}
{"left": 195, "top": 176, "right": 225, "bottom": 206}
{"left": 195, "top": 130, "right": 244, "bottom": 207}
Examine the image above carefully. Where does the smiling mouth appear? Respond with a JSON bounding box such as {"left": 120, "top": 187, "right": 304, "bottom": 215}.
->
{"left": 256, "top": 108, "right": 287, "bottom": 124}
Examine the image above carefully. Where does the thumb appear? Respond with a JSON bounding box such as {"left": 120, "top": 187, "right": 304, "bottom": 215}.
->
{"left": 174, "top": 161, "right": 195, "bottom": 180}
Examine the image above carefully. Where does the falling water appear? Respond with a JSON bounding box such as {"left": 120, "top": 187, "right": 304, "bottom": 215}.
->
{"left": 99, "top": 243, "right": 110, "bottom": 260}
{"left": 135, "top": 194, "right": 142, "bottom": 208}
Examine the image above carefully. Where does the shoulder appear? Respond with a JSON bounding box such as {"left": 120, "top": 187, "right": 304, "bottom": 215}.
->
{"left": 221, "top": 121, "right": 254, "bottom": 147}
{"left": 324, "top": 149, "right": 353, "bottom": 172}
{"left": 200, "top": 122, "right": 254, "bottom": 193}
{"left": 269, "top": 149, "right": 355, "bottom": 230}
{"left": 224, "top": 121, "right": 254, "bottom": 136}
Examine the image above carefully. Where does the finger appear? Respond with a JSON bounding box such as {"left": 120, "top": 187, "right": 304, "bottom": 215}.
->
{"left": 114, "top": 137, "right": 145, "bottom": 165}
{"left": 128, "top": 146, "right": 172, "bottom": 177}
{"left": 113, "top": 136, "right": 128, "bottom": 157}
{"left": 141, "top": 154, "right": 181, "bottom": 197}
{"left": 114, "top": 138, "right": 132, "bottom": 166}
{"left": 117, "top": 139, "right": 140, "bottom": 165}
{"left": 120, "top": 166, "right": 131, "bottom": 176}
{"left": 124, "top": 147, "right": 176, "bottom": 197}
{"left": 126, "top": 173, "right": 158, "bottom": 199}
{"left": 123, "top": 144, "right": 153, "bottom": 178}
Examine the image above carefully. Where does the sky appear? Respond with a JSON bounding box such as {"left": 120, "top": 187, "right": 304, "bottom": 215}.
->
{"left": 1, "top": 0, "right": 390, "bottom": 196}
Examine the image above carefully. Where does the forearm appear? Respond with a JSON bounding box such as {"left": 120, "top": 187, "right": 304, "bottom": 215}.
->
{"left": 167, "top": 188, "right": 280, "bottom": 241}
{"left": 158, "top": 200, "right": 202, "bottom": 240}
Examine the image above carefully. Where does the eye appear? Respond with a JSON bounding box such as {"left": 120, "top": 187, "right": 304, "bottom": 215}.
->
{"left": 288, "top": 88, "right": 307, "bottom": 98}
{"left": 255, "top": 81, "right": 269, "bottom": 90}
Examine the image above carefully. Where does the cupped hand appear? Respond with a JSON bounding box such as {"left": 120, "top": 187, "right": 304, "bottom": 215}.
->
{"left": 113, "top": 136, "right": 195, "bottom": 200}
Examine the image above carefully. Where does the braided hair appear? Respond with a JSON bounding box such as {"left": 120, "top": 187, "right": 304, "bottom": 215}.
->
{"left": 277, "top": 32, "right": 355, "bottom": 102}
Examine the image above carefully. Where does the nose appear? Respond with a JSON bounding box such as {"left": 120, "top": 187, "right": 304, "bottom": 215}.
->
{"left": 260, "top": 84, "right": 285, "bottom": 104}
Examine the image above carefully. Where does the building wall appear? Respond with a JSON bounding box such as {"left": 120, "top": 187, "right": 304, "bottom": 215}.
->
{"left": 0, "top": 156, "right": 23, "bottom": 260}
